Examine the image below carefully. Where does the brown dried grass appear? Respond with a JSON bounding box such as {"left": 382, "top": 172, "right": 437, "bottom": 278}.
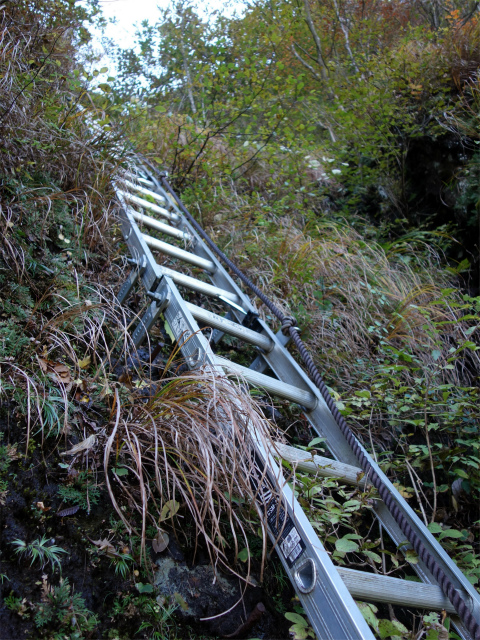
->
{"left": 0, "top": 3, "right": 126, "bottom": 251}
{"left": 218, "top": 213, "right": 479, "bottom": 388}
{"left": 104, "top": 366, "right": 286, "bottom": 583}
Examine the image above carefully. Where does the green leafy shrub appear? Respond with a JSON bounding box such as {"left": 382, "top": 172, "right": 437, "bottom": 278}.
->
{"left": 34, "top": 578, "right": 98, "bottom": 639}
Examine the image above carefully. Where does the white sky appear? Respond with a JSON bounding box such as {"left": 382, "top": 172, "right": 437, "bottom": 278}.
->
{"left": 96, "top": 0, "right": 246, "bottom": 51}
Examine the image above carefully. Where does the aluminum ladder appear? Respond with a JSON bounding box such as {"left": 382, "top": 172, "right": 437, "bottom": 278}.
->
{"left": 114, "top": 164, "right": 480, "bottom": 640}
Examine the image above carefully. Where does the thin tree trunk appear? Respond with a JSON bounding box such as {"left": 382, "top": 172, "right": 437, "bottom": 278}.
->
{"left": 302, "top": 0, "right": 328, "bottom": 81}
{"left": 331, "top": 0, "right": 359, "bottom": 73}
{"left": 180, "top": 16, "right": 196, "bottom": 114}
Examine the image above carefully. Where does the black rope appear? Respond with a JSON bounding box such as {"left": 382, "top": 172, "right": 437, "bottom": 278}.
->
{"left": 159, "top": 175, "right": 480, "bottom": 639}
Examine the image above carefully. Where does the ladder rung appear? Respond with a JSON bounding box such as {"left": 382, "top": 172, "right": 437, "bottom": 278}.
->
{"left": 143, "top": 233, "right": 215, "bottom": 272}
{"left": 129, "top": 208, "right": 191, "bottom": 241}
{"left": 186, "top": 302, "right": 274, "bottom": 352}
{"left": 157, "top": 264, "right": 241, "bottom": 304}
{"left": 119, "top": 167, "right": 480, "bottom": 640}
{"left": 338, "top": 567, "right": 461, "bottom": 614}
{"left": 274, "top": 442, "right": 364, "bottom": 485}
{"left": 158, "top": 274, "right": 374, "bottom": 639}
{"left": 123, "top": 179, "right": 168, "bottom": 206}
{"left": 138, "top": 177, "right": 154, "bottom": 187}
{"left": 124, "top": 171, "right": 154, "bottom": 187}
{"left": 118, "top": 190, "right": 179, "bottom": 223}
{"left": 215, "top": 357, "right": 317, "bottom": 409}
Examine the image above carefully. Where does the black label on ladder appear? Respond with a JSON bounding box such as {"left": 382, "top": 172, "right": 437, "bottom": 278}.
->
{"left": 252, "top": 453, "right": 306, "bottom": 567}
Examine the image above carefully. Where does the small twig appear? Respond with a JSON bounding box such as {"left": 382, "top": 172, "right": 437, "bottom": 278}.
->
{"left": 406, "top": 461, "right": 429, "bottom": 527}
{"left": 86, "top": 461, "right": 91, "bottom": 514}
{"left": 302, "top": 0, "right": 328, "bottom": 80}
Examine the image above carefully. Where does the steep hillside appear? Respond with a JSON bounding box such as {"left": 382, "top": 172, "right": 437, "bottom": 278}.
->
{"left": 0, "top": 2, "right": 479, "bottom": 640}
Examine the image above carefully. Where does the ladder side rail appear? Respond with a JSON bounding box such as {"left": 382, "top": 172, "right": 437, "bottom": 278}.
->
{"left": 119, "top": 207, "right": 161, "bottom": 293}
{"left": 121, "top": 184, "right": 480, "bottom": 615}
{"left": 120, "top": 171, "right": 480, "bottom": 638}
{"left": 156, "top": 274, "right": 376, "bottom": 640}
{"left": 261, "top": 331, "right": 480, "bottom": 625}
{"left": 126, "top": 171, "right": 268, "bottom": 317}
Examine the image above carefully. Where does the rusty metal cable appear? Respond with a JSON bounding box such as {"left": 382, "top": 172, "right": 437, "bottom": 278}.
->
{"left": 160, "top": 175, "right": 480, "bottom": 640}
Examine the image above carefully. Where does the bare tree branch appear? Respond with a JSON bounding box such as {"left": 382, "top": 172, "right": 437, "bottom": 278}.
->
{"left": 317, "top": 118, "right": 336, "bottom": 143}
{"left": 291, "top": 43, "right": 322, "bottom": 80}
{"left": 293, "top": 40, "right": 321, "bottom": 64}
{"left": 461, "top": 1, "right": 480, "bottom": 25}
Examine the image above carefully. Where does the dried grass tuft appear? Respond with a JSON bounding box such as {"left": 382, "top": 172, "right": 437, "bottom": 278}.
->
{"left": 0, "top": 3, "right": 127, "bottom": 251}
{"left": 219, "top": 214, "right": 479, "bottom": 387}
{"left": 104, "top": 366, "right": 286, "bottom": 582}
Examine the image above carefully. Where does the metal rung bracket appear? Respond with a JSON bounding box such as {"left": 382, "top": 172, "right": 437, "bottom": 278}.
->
{"left": 132, "top": 287, "right": 171, "bottom": 348}
{"left": 116, "top": 256, "right": 147, "bottom": 305}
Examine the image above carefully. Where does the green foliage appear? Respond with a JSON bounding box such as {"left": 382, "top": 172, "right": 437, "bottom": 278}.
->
{"left": 34, "top": 577, "right": 98, "bottom": 639}
{"left": 4, "top": 593, "right": 27, "bottom": 616}
{"left": 293, "top": 472, "right": 388, "bottom": 568}
{"left": 11, "top": 535, "right": 68, "bottom": 573}
{"left": 111, "top": 592, "right": 178, "bottom": 639}
{"left": 57, "top": 471, "right": 100, "bottom": 511}
{"left": 357, "top": 601, "right": 411, "bottom": 639}
{"left": 40, "top": 391, "right": 66, "bottom": 438}
{"left": 285, "top": 611, "right": 316, "bottom": 639}
{"left": 111, "top": 551, "right": 134, "bottom": 580}
{"left": 359, "top": 602, "right": 452, "bottom": 639}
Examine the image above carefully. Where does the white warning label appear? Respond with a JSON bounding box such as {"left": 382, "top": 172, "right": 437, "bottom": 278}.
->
{"left": 281, "top": 527, "right": 303, "bottom": 564}
{"left": 171, "top": 312, "right": 191, "bottom": 342}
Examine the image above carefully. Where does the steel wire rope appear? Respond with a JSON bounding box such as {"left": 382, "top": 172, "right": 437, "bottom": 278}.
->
{"left": 157, "top": 174, "right": 480, "bottom": 640}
